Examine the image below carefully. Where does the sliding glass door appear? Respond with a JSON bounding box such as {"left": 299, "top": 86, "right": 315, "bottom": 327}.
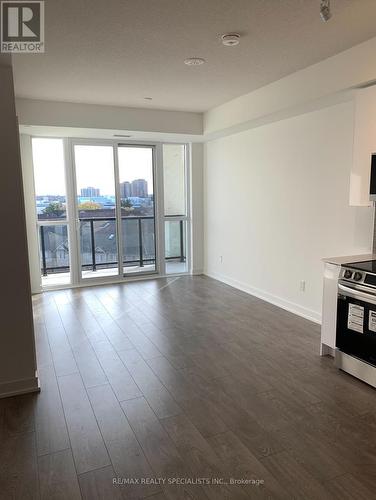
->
{"left": 73, "top": 144, "right": 120, "bottom": 280}
{"left": 30, "top": 138, "right": 189, "bottom": 288}
{"left": 118, "top": 145, "right": 156, "bottom": 275}
{"left": 72, "top": 142, "right": 159, "bottom": 282}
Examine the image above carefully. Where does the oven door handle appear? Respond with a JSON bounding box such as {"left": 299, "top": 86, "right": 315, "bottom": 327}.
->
{"left": 338, "top": 283, "right": 376, "bottom": 305}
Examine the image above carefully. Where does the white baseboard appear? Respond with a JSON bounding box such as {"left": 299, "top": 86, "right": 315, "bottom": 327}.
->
{"left": 0, "top": 374, "right": 40, "bottom": 399}
{"left": 204, "top": 270, "right": 321, "bottom": 324}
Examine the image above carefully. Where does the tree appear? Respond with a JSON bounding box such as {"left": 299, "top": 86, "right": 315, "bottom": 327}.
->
{"left": 121, "top": 198, "right": 133, "bottom": 208}
{"left": 78, "top": 201, "right": 101, "bottom": 210}
{"left": 43, "top": 202, "right": 65, "bottom": 217}
{"left": 121, "top": 198, "right": 134, "bottom": 214}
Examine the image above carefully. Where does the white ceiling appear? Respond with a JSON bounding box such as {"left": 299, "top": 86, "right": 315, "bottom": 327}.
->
{"left": 12, "top": 0, "right": 376, "bottom": 112}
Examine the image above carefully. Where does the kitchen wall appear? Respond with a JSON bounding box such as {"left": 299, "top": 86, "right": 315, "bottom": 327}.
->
{"left": 204, "top": 101, "right": 373, "bottom": 322}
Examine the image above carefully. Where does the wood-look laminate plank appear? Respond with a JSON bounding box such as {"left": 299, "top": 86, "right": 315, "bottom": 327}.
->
{"left": 90, "top": 340, "right": 142, "bottom": 402}
{"left": 274, "top": 422, "right": 345, "bottom": 482}
{"left": 55, "top": 301, "right": 89, "bottom": 350}
{"left": 120, "top": 397, "right": 183, "bottom": 474}
{"left": 181, "top": 370, "right": 285, "bottom": 457}
{"left": 72, "top": 341, "right": 109, "bottom": 389}
{"left": 78, "top": 465, "right": 123, "bottom": 500}
{"left": 58, "top": 373, "right": 111, "bottom": 474}
{"left": 337, "top": 463, "right": 376, "bottom": 498}
{"left": 116, "top": 317, "right": 163, "bottom": 360}
{"left": 33, "top": 321, "right": 54, "bottom": 368}
{"left": 208, "top": 430, "right": 290, "bottom": 499}
{"left": 260, "top": 450, "right": 333, "bottom": 500}
{"left": 42, "top": 301, "right": 79, "bottom": 377}
{"left": 160, "top": 414, "right": 249, "bottom": 500}
{"left": 87, "top": 383, "right": 161, "bottom": 499}
{"left": 79, "top": 292, "right": 139, "bottom": 352}
{"left": 118, "top": 349, "right": 181, "bottom": 419}
{"left": 135, "top": 324, "right": 194, "bottom": 368}
{"left": 68, "top": 295, "right": 108, "bottom": 344}
{"left": 2, "top": 393, "right": 35, "bottom": 436}
{"left": 120, "top": 397, "right": 209, "bottom": 500}
{"left": 146, "top": 356, "right": 198, "bottom": 402}
{"left": 160, "top": 414, "right": 216, "bottom": 458}
{"left": 0, "top": 431, "right": 39, "bottom": 499}
{"left": 300, "top": 403, "right": 376, "bottom": 468}
{"left": 323, "top": 473, "right": 376, "bottom": 500}
{"left": 34, "top": 363, "right": 70, "bottom": 456}
{"left": 142, "top": 493, "right": 168, "bottom": 500}
{"left": 146, "top": 356, "right": 228, "bottom": 438}
{"left": 0, "top": 399, "right": 4, "bottom": 439}
{"left": 38, "top": 449, "right": 81, "bottom": 500}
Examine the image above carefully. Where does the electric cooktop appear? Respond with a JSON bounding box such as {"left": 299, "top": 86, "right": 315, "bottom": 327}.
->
{"left": 344, "top": 260, "right": 376, "bottom": 274}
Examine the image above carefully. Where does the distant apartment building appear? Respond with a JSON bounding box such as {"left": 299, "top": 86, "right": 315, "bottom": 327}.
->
{"left": 120, "top": 181, "right": 131, "bottom": 199}
{"left": 131, "top": 179, "right": 148, "bottom": 198}
{"left": 81, "top": 186, "right": 100, "bottom": 197}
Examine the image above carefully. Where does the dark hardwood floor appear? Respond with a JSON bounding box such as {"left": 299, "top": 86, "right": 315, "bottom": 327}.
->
{"left": 1, "top": 275, "right": 376, "bottom": 499}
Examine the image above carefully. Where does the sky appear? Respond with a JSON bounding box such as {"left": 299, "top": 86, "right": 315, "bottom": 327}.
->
{"left": 32, "top": 138, "right": 154, "bottom": 197}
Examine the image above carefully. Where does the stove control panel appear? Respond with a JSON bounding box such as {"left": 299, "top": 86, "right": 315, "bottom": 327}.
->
{"left": 341, "top": 267, "right": 365, "bottom": 283}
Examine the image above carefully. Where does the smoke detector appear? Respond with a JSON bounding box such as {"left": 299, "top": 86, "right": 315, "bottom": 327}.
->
{"left": 221, "top": 33, "right": 240, "bottom": 46}
{"left": 184, "top": 57, "right": 206, "bottom": 66}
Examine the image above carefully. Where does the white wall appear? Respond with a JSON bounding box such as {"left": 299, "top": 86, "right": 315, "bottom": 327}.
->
{"left": 16, "top": 98, "right": 203, "bottom": 136}
{"left": 204, "top": 101, "right": 373, "bottom": 322}
{"left": 0, "top": 62, "right": 39, "bottom": 397}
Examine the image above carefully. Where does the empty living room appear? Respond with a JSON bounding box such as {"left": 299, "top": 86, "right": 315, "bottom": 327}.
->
{"left": 1, "top": 1, "right": 376, "bottom": 498}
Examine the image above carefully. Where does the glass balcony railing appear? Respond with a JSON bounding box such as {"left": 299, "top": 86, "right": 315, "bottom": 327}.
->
{"left": 39, "top": 216, "right": 186, "bottom": 276}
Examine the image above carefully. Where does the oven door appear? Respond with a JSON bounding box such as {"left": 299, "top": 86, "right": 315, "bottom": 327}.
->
{"left": 336, "top": 282, "right": 376, "bottom": 366}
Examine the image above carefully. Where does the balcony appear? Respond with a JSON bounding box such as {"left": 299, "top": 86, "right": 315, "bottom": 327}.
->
{"left": 40, "top": 216, "right": 187, "bottom": 286}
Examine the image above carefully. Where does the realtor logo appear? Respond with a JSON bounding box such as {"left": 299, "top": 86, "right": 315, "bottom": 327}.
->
{"left": 1, "top": 1, "right": 44, "bottom": 53}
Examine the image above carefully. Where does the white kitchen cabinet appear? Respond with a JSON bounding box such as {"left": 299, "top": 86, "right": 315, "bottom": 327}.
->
{"left": 350, "top": 86, "right": 376, "bottom": 207}
{"left": 321, "top": 262, "right": 341, "bottom": 355}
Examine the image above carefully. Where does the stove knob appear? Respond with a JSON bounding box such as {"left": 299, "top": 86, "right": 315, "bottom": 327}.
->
{"left": 344, "top": 270, "right": 353, "bottom": 279}
{"left": 354, "top": 272, "right": 363, "bottom": 281}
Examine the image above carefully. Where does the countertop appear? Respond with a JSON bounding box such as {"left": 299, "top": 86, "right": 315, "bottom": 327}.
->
{"left": 322, "top": 254, "right": 376, "bottom": 265}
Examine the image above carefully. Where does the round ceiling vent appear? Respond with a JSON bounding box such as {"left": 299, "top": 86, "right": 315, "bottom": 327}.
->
{"left": 221, "top": 33, "right": 240, "bottom": 46}
{"left": 184, "top": 57, "right": 206, "bottom": 66}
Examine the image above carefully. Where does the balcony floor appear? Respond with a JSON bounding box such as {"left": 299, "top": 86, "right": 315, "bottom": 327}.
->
{"left": 41, "top": 261, "right": 187, "bottom": 288}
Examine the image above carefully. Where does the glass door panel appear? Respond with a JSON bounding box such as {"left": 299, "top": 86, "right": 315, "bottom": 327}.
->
{"left": 162, "top": 144, "right": 188, "bottom": 274}
{"left": 165, "top": 219, "right": 187, "bottom": 273}
{"left": 73, "top": 144, "right": 119, "bottom": 280}
{"left": 118, "top": 146, "right": 156, "bottom": 274}
{"left": 39, "top": 224, "right": 70, "bottom": 286}
{"left": 32, "top": 137, "right": 71, "bottom": 287}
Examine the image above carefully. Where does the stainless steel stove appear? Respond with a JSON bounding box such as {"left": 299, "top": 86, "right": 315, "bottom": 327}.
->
{"left": 335, "top": 260, "right": 376, "bottom": 388}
